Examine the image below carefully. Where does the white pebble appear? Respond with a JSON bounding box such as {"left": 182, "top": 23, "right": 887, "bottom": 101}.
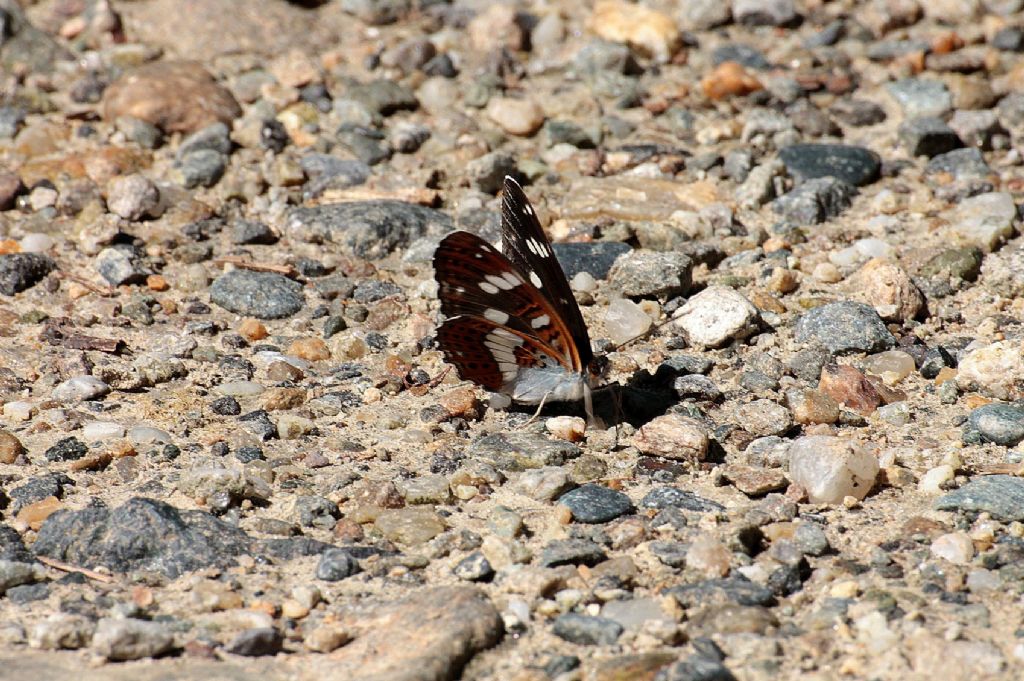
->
{"left": 930, "top": 531, "right": 975, "bottom": 564}
{"left": 19, "top": 233, "right": 54, "bottom": 252}
{"left": 604, "top": 298, "right": 652, "bottom": 346}
{"left": 52, "top": 375, "right": 111, "bottom": 402}
{"left": 127, "top": 426, "right": 172, "bottom": 445}
{"left": 82, "top": 421, "right": 126, "bottom": 441}
{"left": 2, "top": 401, "right": 36, "bottom": 421}
{"left": 788, "top": 435, "right": 879, "bottom": 504}
{"left": 919, "top": 465, "right": 955, "bottom": 493}
{"left": 673, "top": 286, "right": 759, "bottom": 348}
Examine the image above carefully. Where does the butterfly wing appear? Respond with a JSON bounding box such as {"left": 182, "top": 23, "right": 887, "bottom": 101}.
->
{"left": 433, "top": 230, "right": 582, "bottom": 371}
{"left": 500, "top": 177, "right": 594, "bottom": 368}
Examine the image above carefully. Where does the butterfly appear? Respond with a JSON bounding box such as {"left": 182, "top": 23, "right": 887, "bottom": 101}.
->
{"left": 433, "top": 176, "right": 606, "bottom": 424}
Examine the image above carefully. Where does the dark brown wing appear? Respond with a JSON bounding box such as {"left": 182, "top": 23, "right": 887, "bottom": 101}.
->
{"left": 500, "top": 177, "right": 593, "bottom": 368}
{"left": 433, "top": 229, "right": 581, "bottom": 371}
{"left": 435, "top": 315, "right": 562, "bottom": 391}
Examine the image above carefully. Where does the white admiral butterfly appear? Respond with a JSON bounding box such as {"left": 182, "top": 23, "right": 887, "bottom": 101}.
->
{"left": 433, "top": 177, "right": 605, "bottom": 423}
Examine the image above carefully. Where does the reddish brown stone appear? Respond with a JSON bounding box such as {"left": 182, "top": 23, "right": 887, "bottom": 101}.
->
{"left": 818, "top": 364, "right": 882, "bottom": 415}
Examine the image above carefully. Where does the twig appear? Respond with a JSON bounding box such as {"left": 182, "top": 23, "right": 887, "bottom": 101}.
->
{"left": 36, "top": 555, "right": 115, "bottom": 583}
{"left": 56, "top": 271, "right": 116, "bottom": 297}
{"left": 213, "top": 256, "right": 299, "bottom": 278}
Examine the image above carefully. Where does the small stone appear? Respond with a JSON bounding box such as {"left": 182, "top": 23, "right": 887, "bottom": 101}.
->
{"left": 587, "top": 0, "right": 681, "bottom": 62}
{"left": 374, "top": 506, "right": 446, "bottom": 545}
{"left": 948, "top": 110, "right": 1006, "bottom": 150}
{"left": 936, "top": 475, "right": 1024, "bottom": 521}
{"left": 0, "top": 253, "right": 56, "bottom": 295}
{"left": 968, "top": 404, "right": 1024, "bottom": 446}
{"left": 898, "top": 117, "right": 963, "bottom": 157}
{"left": 211, "top": 270, "right": 304, "bottom": 319}
{"left": 886, "top": 79, "right": 953, "bottom": 119}
{"left": 467, "top": 4, "right": 524, "bottom": 52}
{"left": 640, "top": 487, "right": 724, "bottom": 512}
{"left": 735, "top": 399, "right": 792, "bottom": 437}
{"left": 830, "top": 98, "right": 887, "bottom": 126}
{"left": 609, "top": 251, "right": 692, "bottom": 299}
{"left": 52, "top": 375, "right": 111, "bottom": 402}
{"left": 557, "top": 484, "right": 633, "bottom": 523}
{"left": 702, "top": 62, "right": 764, "bottom": 100}
{"left": 454, "top": 552, "right": 494, "bottom": 582}
{"left": 552, "top": 613, "right": 623, "bottom": 645}
{"left": 91, "top": 618, "right": 174, "bottom": 661}
{"left": 106, "top": 174, "right": 161, "bottom": 220}
{"left": 849, "top": 259, "right": 924, "bottom": 322}
{"left": 539, "top": 539, "right": 607, "bottom": 568}
{"left": 486, "top": 97, "right": 545, "bottom": 137}
{"left": 29, "top": 614, "right": 94, "bottom": 650}
{"left": 316, "top": 548, "right": 360, "bottom": 581}
{"left": 287, "top": 337, "right": 330, "bottom": 361}
{"left": 957, "top": 340, "right": 1024, "bottom": 400}
{"left": 673, "top": 286, "right": 759, "bottom": 348}
{"left": 515, "top": 467, "right": 574, "bottom": 502}
{"left": 465, "top": 152, "right": 518, "bottom": 195}
{"left": 951, "top": 192, "right": 1016, "bottom": 253}
{"left": 786, "top": 388, "right": 840, "bottom": 425}
{"left": 920, "top": 465, "right": 955, "bottom": 494}
{"left": 772, "top": 177, "right": 856, "bottom": 225}
{"left": 788, "top": 435, "right": 879, "bottom": 504}
{"left": 398, "top": 475, "right": 451, "bottom": 505}
{"left": 862, "top": 351, "right": 916, "bottom": 385}
{"left": 604, "top": 298, "right": 652, "bottom": 346}
{"left": 304, "top": 625, "right": 351, "bottom": 653}
{"left": 818, "top": 364, "right": 881, "bottom": 415}
{"left": 930, "top": 531, "right": 975, "bottom": 564}
{"left": 687, "top": 536, "right": 732, "bottom": 577}
{"left": 546, "top": 416, "right": 586, "bottom": 443}
{"left": 733, "top": 0, "right": 798, "bottom": 26}
{"left": 224, "top": 627, "right": 284, "bottom": 656}
{"left": 634, "top": 414, "right": 709, "bottom": 461}
{"left": 0, "top": 430, "right": 25, "bottom": 464}
{"left": 778, "top": 144, "right": 880, "bottom": 187}
{"left": 795, "top": 301, "right": 895, "bottom": 355}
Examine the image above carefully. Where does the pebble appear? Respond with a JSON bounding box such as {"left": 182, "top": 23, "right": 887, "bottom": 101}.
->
{"left": 106, "top": 174, "right": 161, "bottom": 220}
{"left": 850, "top": 259, "right": 924, "bottom": 322}
{"left": 951, "top": 192, "right": 1016, "bottom": 252}
{"left": 634, "top": 414, "right": 710, "bottom": 461}
{"left": 735, "top": 399, "right": 793, "bottom": 437}
{"left": 936, "top": 475, "right": 1024, "bottom": 521}
{"left": 604, "top": 298, "right": 652, "bottom": 346}
{"left": 968, "top": 403, "right": 1024, "bottom": 446}
{"left": 51, "top": 375, "right": 111, "bottom": 402}
{"left": 554, "top": 242, "right": 632, "bottom": 281}
{"left": 930, "top": 531, "right": 975, "bottom": 564}
{"left": 28, "top": 614, "right": 94, "bottom": 650}
{"left": 956, "top": 340, "right": 1024, "bottom": 400}
{"left": 557, "top": 484, "right": 633, "bottom": 523}
{"left": 795, "top": 301, "right": 895, "bottom": 355}
{"left": 788, "top": 435, "right": 879, "bottom": 503}
{"left": 539, "top": 539, "right": 607, "bottom": 568}
{"left": 898, "top": 117, "right": 963, "bottom": 157}
{"left": 485, "top": 97, "right": 545, "bottom": 137}
{"left": 210, "top": 270, "right": 305, "bottom": 319}
{"left": 673, "top": 286, "right": 759, "bottom": 348}
{"left": 552, "top": 613, "right": 623, "bottom": 645}
{"left": 778, "top": 144, "right": 881, "bottom": 187}
{"left": 91, "top": 618, "right": 175, "bottom": 661}
{"left": 514, "top": 467, "right": 574, "bottom": 502}
{"left": 0, "top": 253, "right": 55, "bottom": 295}
{"left": 374, "top": 507, "right": 446, "bottom": 545}
{"left": 608, "top": 251, "right": 692, "bottom": 299}
{"left": 587, "top": 0, "right": 681, "bottom": 62}
{"left": 886, "top": 78, "right": 953, "bottom": 119}
{"left": 772, "top": 177, "right": 857, "bottom": 224}
{"left": 224, "top": 627, "right": 284, "bottom": 657}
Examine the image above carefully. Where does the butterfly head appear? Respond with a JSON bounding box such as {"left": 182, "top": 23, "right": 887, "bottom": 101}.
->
{"left": 587, "top": 353, "right": 609, "bottom": 384}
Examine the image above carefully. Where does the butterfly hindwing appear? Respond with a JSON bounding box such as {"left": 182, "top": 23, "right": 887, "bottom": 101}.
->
{"left": 436, "top": 315, "right": 560, "bottom": 392}
{"left": 433, "top": 230, "right": 579, "bottom": 370}
{"left": 500, "top": 177, "right": 593, "bottom": 369}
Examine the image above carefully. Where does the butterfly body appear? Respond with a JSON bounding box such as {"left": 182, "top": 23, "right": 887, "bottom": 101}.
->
{"left": 433, "top": 177, "right": 603, "bottom": 422}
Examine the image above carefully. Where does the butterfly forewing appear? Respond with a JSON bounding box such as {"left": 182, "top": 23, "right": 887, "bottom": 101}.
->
{"left": 500, "top": 178, "right": 593, "bottom": 369}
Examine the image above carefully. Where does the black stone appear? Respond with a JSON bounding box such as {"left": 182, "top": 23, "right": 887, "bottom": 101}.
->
{"left": 0, "top": 253, "right": 55, "bottom": 295}
{"left": 772, "top": 177, "right": 857, "bottom": 225}
{"left": 967, "top": 404, "right": 1024, "bottom": 446}
{"left": 710, "top": 44, "right": 770, "bottom": 69}
{"left": 231, "top": 220, "right": 277, "bottom": 246}
{"left": 9, "top": 473, "right": 75, "bottom": 515}
{"left": 32, "top": 497, "right": 252, "bottom": 578}
{"left": 44, "top": 436, "right": 88, "bottom": 462}
{"left": 667, "top": 576, "right": 776, "bottom": 608}
{"left": 211, "top": 396, "right": 241, "bottom": 416}
{"left": 453, "top": 551, "right": 494, "bottom": 581}
{"left": 936, "top": 476, "right": 1024, "bottom": 521}
{"left": 238, "top": 410, "right": 278, "bottom": 441}
{"left": 557, "top": 484, "right": 633, "bottom": 523}
{"left": 898, "top": 117, "right": 963, "bottom": 157}
{"left": 0, "top": 524, "right": 33, "bottom": 562}
{"left": 778, "top": 144, "right": 881, "bottom": 187}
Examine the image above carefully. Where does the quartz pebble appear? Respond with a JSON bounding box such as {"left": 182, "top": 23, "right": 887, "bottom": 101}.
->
{"left": 634, "top": 414, "right": 710, "bottom": 461}
{"left": 673, "top": 286, "right": 759, "bottom": 348}
{"left": 788, "top": 436, "right": 879, "bottom": 503}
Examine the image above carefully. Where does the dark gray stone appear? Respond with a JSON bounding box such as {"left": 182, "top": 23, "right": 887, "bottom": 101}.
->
{"left": 794, "top": 301, "right": 895, "bottom": 355}
{"left": 898, "top": 117, "right": 963, "bottom": 157}
{"left": 778, "top": 144, "right": 881, "bottom": 187}
{"left": 557, "top": 484, "right": 633, "bottom": 523}
{"left": 994, "top": 27, "right": 1024, "bottom": 52}
{"left": 295, "top": 495, "right": 341, "bottom": 528}
{"left": 286, "top": 201, "right": 453, "bottom": 259}
{"left": 0, "top": 253, "right": 55, "bottom": 295}
{"left": 8, "top": 473, "right": 75, "bottom": 515}
{"left": 552, "top": 241, "right": 632, "bottom": 281}
{"left": 338, "top": 126, "right": 391, "bottom": 165}
{"left": 772, "top": 177, "right": 856, "bottom": 224}
{"left": 224, "top": 627, "right": 284, "bottom": 656}
{"left": 239, "top": 409, "right": 278, "bottom": 440}
{"left": 667, "top": 576, "right": 776, "bottom": 608}
{"left": 830, "top": 98, "right": 886, "bottom": 127}
{"left": 346, "top": 78, "right": 418, "bottom": 115}
{"left": 936, "top": 475, "right": 1024, "bottom": 521}
{"left": 453, "top": 551, "right": 493, "bottom": 581}
{"left": 32, "top": 497, "right": 252, "bottom": 578}
{"left": 44, "top": 437, "right": 87, "bottom": 462}
{"left": 655, "top": 656, "right": 737, "bottom": 681}
{"left": 177, "top": 149, "right": 227, "bottom": 188}
{"left": 300, "top": 154, "right": 370, "bottom": 199}
{"left": 673, "top": 375, "right": 722, "bottom": 401}
{"left": 352, "top": 280, "right": 402, "bottom": 303}
{"left": 650, "top": 540, "right": 689, "bottom": 568}
{"left": 177, "top": 122, "right": 232, "bottom": 159}
{"left": 639, "top": 487, "right": 724, "bottom": 513}
{"left": 967, "top": 404, "right": 1024, "bottom": 446}
{"left": 210, "top": 270, "right": 304, "bottom": 319}
{"left": 710, "top": 44, "right": 770, "bottom": 69}
{"left": 0, "top": 524, "right": 33, "bottom": 563}
{"left": 466, "top": 152, "right": 519, "bottom": 194}
{"left": 539, "top": 538, "right": 607, "bottom": 567}
{"left": 552, "top": 613, "right": 623, "bottom": 645}
{"left": 315, "top": 548, "right": 361, "bottom": 581}
{"left": 468, "top": 432, "right": 581, "bottom": 471}
{"left": 924, "top": 147, "right": 991, "bottom": 179}
{"left": 886, "top": 79, "right": 952, "bottom": 118}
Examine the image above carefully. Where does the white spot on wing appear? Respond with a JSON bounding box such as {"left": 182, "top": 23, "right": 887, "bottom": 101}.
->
{"left": 486, "top": 273, "right": 520, "bottom": 291}
{"left": 479, "top": 281, "right": 499, "bottom": 294}
{"left": 531, "top": 314, "right": 550, "bottom": 329}
{"left": 529, "top": 271, "right": 543, "bottom": 288}
{"left": 526, "top": 238, "right": 540, "bottom": 256}
{"left": 484, "top": 308, "right": 509, "bottom": 324}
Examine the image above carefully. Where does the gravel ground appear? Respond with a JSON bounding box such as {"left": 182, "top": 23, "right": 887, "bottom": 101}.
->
{"left": 3, "top": 0, "right": 1024, "bottom": 679}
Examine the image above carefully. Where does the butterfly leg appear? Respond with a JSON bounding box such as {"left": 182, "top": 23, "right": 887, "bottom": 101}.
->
{"left": 519, "top": 391, "right": 553, "bottom": 428}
